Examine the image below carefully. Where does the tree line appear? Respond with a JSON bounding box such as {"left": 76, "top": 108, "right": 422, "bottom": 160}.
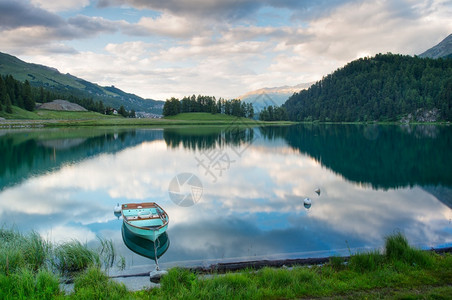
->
{"left": 258, "top": 105, "right": 288, "bottom": 121}
{"left": 283, "top": 53, "right": 452, "bottom": 122}
{"left": 0, "top": 74, "right": 135, "bottom": 117}
{"left": 163, "top": 95, "right": 254, "bottom": 118}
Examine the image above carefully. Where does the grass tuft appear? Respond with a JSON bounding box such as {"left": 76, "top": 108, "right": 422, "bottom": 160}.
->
{"left": 72, "top": 266, "right": 128, "bottom": 300}
{"left": 0, "top": 267, "right": 61, "bottom": 299}
{"left": 35, "top": 269, "right": 61, "bottom": 298}
{"left": 385, "top": 232, "right": 434, "bottom": 268}
{"left": 159, "top": 267, "right": 198, "bottom": 294}
{"left": 0, "top": 228, "right": 51, "bottom": 274}
{"left": 329, "top": 255, "right": 346, "bottom": 271}
{"left": 53, "top": 240, "right": 100, "bottom": 276}
{"left": 349, "top": 250, "right": 385, "bottom": 272}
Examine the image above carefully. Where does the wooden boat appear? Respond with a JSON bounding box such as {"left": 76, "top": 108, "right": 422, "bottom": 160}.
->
{"left": 121, "top": 202, "right": 169, "bottom": 242}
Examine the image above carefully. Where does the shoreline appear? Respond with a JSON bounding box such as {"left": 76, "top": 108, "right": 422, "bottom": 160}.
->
{"left": 0, "top": 118, "right": 450, "bottom": 128}
{"left": 110, "top": 245, "right": 452, "bottom": 281}
{"left": 0, "top": 118, "right": 295, "bottom": 128}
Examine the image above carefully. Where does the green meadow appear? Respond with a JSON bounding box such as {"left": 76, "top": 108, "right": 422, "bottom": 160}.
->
{"left": 0, "top": 108, "right": 295, "bottom": 127}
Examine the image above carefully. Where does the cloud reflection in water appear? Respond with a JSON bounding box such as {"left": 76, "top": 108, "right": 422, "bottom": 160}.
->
{"left": 0, "top": 127, "right": 451, "bottom": 269}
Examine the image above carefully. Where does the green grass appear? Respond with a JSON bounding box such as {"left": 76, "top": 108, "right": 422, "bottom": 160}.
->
{"left": 0, "top": 105, "right": 41, "bottom": 119}
{"left": 71, "top": 267, "right": 128, "bottom": 300}
{"left": 1, "top": 228, "right": 452, "bottom": 299}
{"left": 165, "top": 112, "right": 251, "bottom": 121}
{"left": 1, "top": 109, "right": 295, "bottom": 127}
{"left": 0, "top": 105, "right": 118, "bottom": 120}
{"left": 141, "top": 234, "right": 452, "bottom": 299}
{"left": 0, "top": 227, "right": 122, "bottom": 298}
{"left": 35, "top": 110, "right": 118, "bottom": 120}
{"left": 0, "top": 229, "right": 51, "bottom": 274}
{"left": 0, "top": 268, "right": 61, "bottom": 299}
{"left": 53, "top": 240, "right": 101, "bottom": 276}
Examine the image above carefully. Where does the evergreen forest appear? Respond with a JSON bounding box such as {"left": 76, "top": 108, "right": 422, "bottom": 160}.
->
{"left": 0, "top": 74, "right": 135, "bottom": 117}
{"left": 163, "top": 95, "right": 254, "bottom": 118}
{"left": 283, "top": 54, "right": 452, "bottom": 122}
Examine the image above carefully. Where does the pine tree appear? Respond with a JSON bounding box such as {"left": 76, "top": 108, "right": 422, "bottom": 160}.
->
{"left": 118, "top": 105, "right": 127, "bottom": 117}
{"left": 0, "top": 76, "right": 6, "bottom": 106}
{"left": 5, "top": 94, "right": 12, "bottom": 114}
{"left": 23, "top": 80, "right": 35, "bottom": 111}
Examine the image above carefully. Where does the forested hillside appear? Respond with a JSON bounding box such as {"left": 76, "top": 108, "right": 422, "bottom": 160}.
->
{"left": 0, "top": 74, "right": 135, "bottom": 116}
{"left": 0, "top": 52, "right": 163, "bottom": 114}
{"left": 283, "top": 54, "right": 452, "bottom": 122}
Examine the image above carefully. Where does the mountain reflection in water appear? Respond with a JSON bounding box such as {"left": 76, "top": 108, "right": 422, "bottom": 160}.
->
{"left": 0, "top": 125, "right": 451, "bottom": 270}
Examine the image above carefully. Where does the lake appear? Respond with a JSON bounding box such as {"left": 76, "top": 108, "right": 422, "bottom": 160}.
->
{"left": 1, "top": 124, "right": 451, "bottom": 274}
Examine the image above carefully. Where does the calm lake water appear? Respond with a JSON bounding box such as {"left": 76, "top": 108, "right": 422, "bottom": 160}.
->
{"left": 1, "top": 124, "right": 451, "bottom": 273}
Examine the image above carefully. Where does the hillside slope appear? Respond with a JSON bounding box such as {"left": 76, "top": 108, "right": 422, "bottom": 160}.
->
{"left": 283, "top": 53, "right": 452, "bottom": 122}
{"left": 419, "top": 33, "right": 452, "bottom": 59}
{"left": 0, "top": 52, "right": 163, "bottom": 114}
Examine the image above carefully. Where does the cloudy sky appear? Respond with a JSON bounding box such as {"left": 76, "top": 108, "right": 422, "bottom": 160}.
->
{"left": 0, "top": 0, "right": 451, "bottom": 100}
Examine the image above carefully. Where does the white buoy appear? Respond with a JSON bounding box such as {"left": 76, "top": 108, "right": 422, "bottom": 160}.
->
{"left": 314, "top": 188, "right": 320, "bottom": 196}
{"left": 150, "top": 269, "right": 168, "bottom": 283}
{"left": 114, "top": 203, "right": 121, "bottom": 213}
{"left": 303, "top": 197, "right": 311, "bottom": 209}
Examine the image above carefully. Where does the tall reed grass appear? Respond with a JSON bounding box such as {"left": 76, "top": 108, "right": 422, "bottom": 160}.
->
{"left": 0, "top": 227, "right": 124, "bottom": 298}
{"left": 53, "top": 240, "right": 101, "bottom": 276}
{"left": 0, "top": 228, "right": 51, "bottom": 274}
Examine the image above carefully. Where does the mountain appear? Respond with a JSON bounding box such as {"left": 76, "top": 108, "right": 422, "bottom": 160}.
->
{"left": 238, "top": 82, "right": 313, "bottom": 111}
{"left": 283, "top": 53, "right": 452, "bottom": 122}
{"left": 419, "top": 33, "right": 452, "bottom": 59}
{"left": 0, "top": 52, "right": 164, "bottom": 114}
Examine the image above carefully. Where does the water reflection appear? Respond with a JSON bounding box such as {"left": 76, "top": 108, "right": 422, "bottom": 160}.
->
{"left": 0, "top": 125, "right": 451, "bottom": 271}
{"left": 259, "top": 124, "right": 452, "bottom": 190}
{"left": 163, "top": 126, "right": 255, "bottom": 151}
{"left": 122, "top": 224, "right": 170, "bottom": 260}
{"left": 0, "top": 128, "right": 163, "bottom": 190}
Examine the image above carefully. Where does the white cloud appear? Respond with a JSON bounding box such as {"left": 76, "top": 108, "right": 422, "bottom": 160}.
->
{"left": 31, "top": 0, "right": 90, "bottom": 12}
{"left": 123, "top": 13, "right": 207, "bottom": 38}
{"left": 5, "top": 0, "right": 452, "bottom": 99}
{"left": 41, "top": 225, "right": 96, "bottom": 244}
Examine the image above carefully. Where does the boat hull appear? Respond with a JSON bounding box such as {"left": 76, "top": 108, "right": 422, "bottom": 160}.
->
{"left": 123, "top": 221, "right": 168, "bottom": 242}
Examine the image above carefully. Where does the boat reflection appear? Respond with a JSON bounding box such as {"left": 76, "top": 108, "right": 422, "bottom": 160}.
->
{"left": 121, "top": 223, "right": 170, "bottom": 260}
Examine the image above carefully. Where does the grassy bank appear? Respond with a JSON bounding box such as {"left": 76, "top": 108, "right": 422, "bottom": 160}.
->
{"left": 1, "top": 229, "right": 451, "bottom": 299}
{"left": 0, "top": 106, "right": 118, "bottom": 120}
{"left": 143, "top": 233, "right": 452, "bottom": 299}
{"left": 1, "top": 110, "right": 295, "bottom": 127}
{"left": 2, "top": 106, "right": 448, "bottom": 127}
